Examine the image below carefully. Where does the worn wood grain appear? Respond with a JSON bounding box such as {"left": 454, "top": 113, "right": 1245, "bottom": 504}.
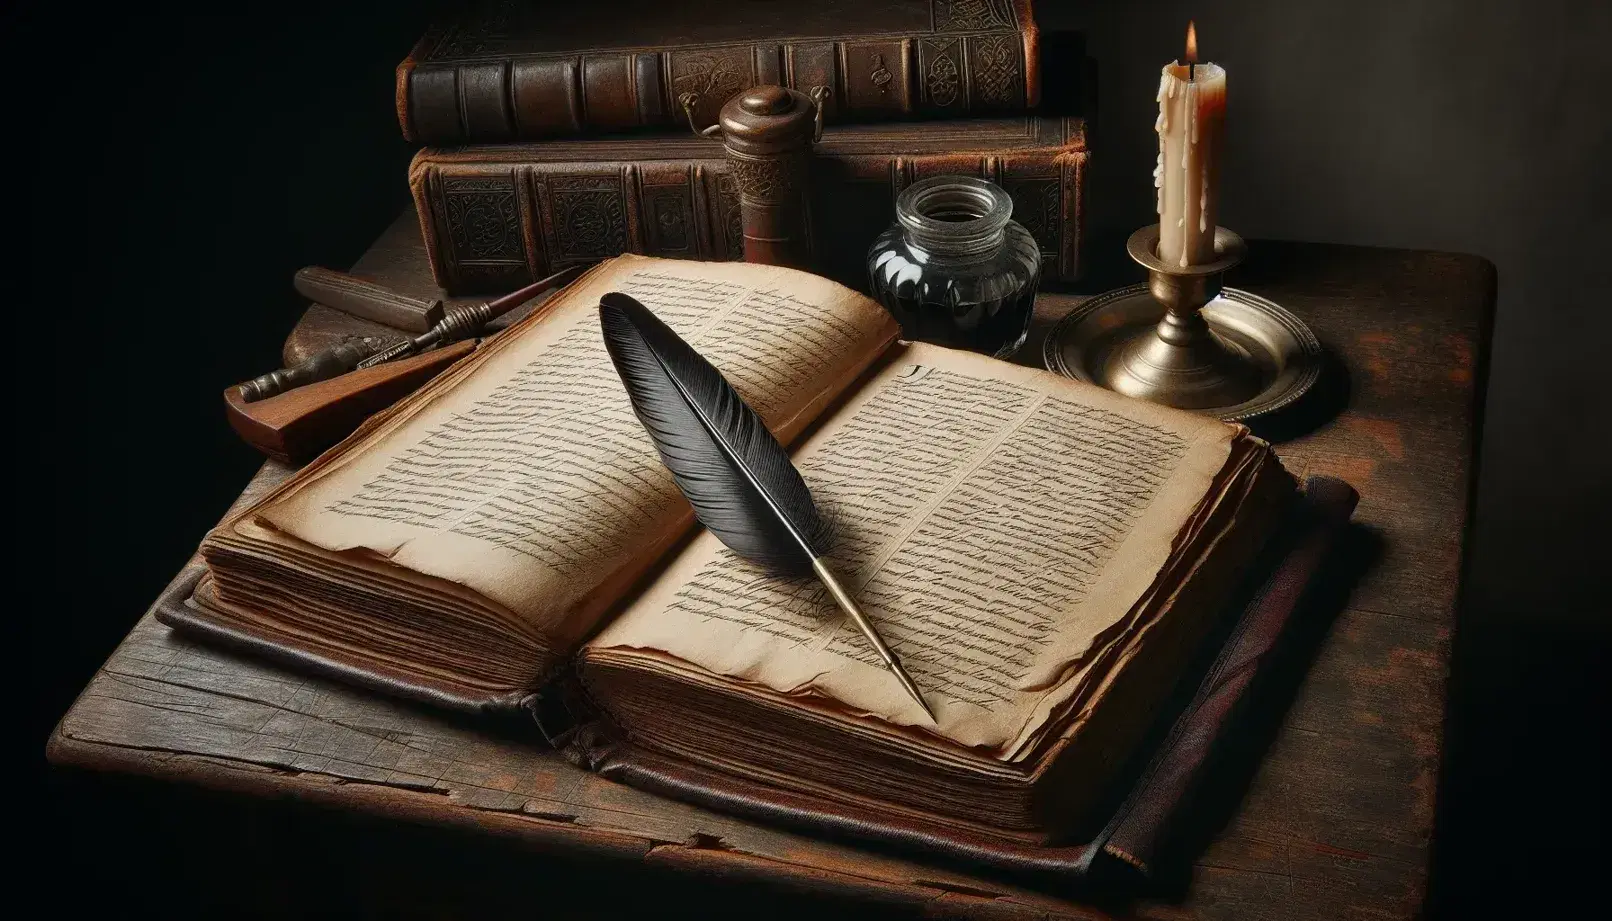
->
{"left": 49, "top": 209, "right": 1493, "bottom": 920}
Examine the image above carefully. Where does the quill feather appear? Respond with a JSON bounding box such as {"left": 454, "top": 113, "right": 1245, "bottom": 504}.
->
{"left": 599, "top": 292, "right": 935, "bottom": 721}
{"left": 598, "top": 292, "right": 831, "bottom": 575}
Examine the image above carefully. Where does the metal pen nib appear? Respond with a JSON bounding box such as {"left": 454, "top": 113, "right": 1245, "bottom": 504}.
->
{"left": 810, "top": 559, "right": 937, "bottom": 723}
{"left": 886, "top": 656, "right": 937, "bottom": 723}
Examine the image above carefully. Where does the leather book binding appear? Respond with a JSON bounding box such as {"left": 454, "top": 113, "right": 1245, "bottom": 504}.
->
{"left": 398, "top": 0, "right": 1041, "bottom": 145}
{"left": 410, "top": 115, "right": 1087, "bottom": 293}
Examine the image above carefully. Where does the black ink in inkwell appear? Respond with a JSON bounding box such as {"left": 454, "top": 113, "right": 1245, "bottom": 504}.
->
{"left": 866, "top": 176, "right": 1043, "bottom": 358}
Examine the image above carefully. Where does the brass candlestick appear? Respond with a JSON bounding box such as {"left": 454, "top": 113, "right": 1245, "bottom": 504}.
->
{"left": 1102, "top": 225, "right": 1260, "bottom": 409}
{"left": 1044, "top": 224, "right": 1322, "bottom": 421}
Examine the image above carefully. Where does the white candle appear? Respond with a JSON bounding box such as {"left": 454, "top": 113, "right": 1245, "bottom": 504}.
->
{"left": 1155, "top": 22, "right": 1226, "bottom": 266}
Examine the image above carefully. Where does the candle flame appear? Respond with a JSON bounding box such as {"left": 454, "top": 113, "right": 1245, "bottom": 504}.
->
{"left": 1185, "top": 21, "right": 1199, "bottom": 64}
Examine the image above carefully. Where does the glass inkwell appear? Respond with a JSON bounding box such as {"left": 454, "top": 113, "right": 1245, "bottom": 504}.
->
{"left": 866, "top": 175, "right": 1043, "bottom": 357}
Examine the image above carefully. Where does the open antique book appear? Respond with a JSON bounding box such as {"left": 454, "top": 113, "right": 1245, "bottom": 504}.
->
{"left": 189, "top": 255, "right": 1296, "bottom": 843}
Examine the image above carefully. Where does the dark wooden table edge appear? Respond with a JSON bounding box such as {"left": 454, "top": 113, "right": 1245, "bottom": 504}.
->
{"left": 44, "top": 728, "right": 1053, "bottom": 918}
{"left": 1425, "top": 256, "right": 1498, "bottom": 903}
{"left": 1454, "top": 255, "right": 1498, "bottom": 569}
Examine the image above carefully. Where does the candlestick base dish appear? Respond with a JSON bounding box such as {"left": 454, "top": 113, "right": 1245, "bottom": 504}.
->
{"left": 1042, "top": 226, "right": 1321, "bottom": 422}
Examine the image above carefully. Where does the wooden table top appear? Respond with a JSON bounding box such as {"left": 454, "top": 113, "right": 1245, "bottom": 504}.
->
{"left": 47, "top": 210, "right": 1494, "bottom": 920}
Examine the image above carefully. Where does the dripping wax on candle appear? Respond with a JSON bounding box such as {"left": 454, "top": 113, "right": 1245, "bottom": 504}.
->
{"left": 1183, "top": 76, "right": 1198, "bottom": 265}
{"left": 1155, "top": 20, "right": 1226, "bottom": 267}
{"left": 1155, "top": 72, "right": 1171, "bottom": 216}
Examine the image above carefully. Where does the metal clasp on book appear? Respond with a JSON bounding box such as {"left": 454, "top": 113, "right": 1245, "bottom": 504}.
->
{"left": 678, "top": 91, "right": 724, "bottom": 138}
{"left": 809, "top": 84, "right": 830, "bottom": 141}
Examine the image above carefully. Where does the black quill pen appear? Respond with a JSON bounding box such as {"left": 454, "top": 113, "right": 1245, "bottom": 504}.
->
{"left": 598, "top": 292, "right": 934, "bottom": 721}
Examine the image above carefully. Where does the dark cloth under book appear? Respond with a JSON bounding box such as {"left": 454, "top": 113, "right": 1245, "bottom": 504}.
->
{"left": 170, "top": 255, "right": 1306, "bottom": 855}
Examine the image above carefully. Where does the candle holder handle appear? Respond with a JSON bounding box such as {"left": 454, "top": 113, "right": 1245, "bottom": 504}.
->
{"left": 1098, "top": 225, "right": 1264, "bottom": 410}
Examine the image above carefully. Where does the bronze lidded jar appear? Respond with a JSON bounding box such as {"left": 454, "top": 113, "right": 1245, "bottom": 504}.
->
{"left": 867, "top": 175, "right": 1043, "bottom": 358}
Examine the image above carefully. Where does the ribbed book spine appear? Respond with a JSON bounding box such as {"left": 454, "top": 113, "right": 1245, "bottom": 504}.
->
{"left": 398, "top": 25, "right": 1040, "bottom": 144}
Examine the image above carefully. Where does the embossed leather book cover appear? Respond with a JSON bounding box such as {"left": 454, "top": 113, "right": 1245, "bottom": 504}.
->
{"left": 410, "top": 114, "right": 1086, "bottom": 293}
{"left": 399, "top": 0, "right": 1041, "bottom": 144}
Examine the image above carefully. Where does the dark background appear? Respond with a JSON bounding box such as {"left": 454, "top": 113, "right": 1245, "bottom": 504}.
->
{"left": 17, "top": 0, "right": 1608, "bottom": 916}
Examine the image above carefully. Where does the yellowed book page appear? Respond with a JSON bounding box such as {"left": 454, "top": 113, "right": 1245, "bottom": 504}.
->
{"left": 587, "top": 342, "right": 1236, "bottom": 756}
{"left": 243, "top": 255, "right": 898, "bottom": 645}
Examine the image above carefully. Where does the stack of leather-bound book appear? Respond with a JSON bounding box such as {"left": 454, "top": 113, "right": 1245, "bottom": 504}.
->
{"left": 396, "top": 0, "right": 1088, "bottom": 292}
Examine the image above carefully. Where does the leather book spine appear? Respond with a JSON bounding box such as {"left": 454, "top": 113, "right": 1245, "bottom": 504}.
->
{"left": 397, "top": 2, "right": 1040, "bottom": 145}
{"left": 409, "top": 156, "right": 737, "bottom": 294}
{"left": 408, "top": 118, "right": 1086, "bottom": 294}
